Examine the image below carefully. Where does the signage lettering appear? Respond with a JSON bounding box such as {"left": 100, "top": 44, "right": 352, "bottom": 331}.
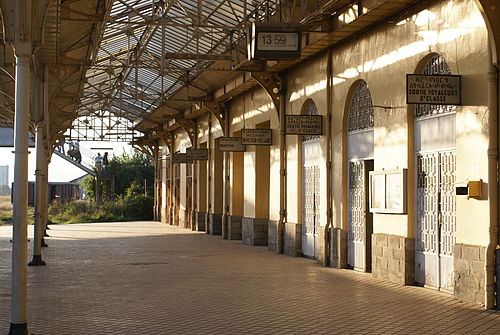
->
{"left": 186, "top": 148, "right": 208, "bottom": 161}
{"left": 406, "top": 74, "right": 461, "bottom": 105}
{"left": 285, "top": 115, "right": 322, "bottom": 135}
{"left": 173, "top": 153, "right": 190, "bottom": 164}
{"left": 216, "top": 137, "right": 246, "bottom": 152}
{"left": 241, "top": 129, "right": 272, "bottom": 146}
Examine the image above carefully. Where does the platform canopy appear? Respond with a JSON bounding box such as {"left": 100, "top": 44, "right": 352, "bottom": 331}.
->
{"left": 0, "top": 0, "right": 455, "bottom": 147}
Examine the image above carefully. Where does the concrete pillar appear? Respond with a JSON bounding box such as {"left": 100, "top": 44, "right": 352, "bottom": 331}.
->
{"left": 10, "top": 52, "right": 31, "bottom": 335}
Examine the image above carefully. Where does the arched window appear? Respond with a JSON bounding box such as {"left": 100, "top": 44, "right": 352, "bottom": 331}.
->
{"left": 302, "top": 100, "right": 319, "bottom": 142}
{"left": 415, "top": 54, "right": 456, "bottom": 118}
{"left": 348, "top": 81, "right": 374, "bottom": 132}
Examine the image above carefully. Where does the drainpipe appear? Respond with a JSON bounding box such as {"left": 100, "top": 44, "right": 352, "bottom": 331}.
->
{"left": 28, "top": 122, "right": 46, "bottom": 266}
{"left": 487, "top": 42, "right": 499, "bottom": 310}
{"left": 10, "top": 51, "right": 31, "bottom": 335}
{"left": 278, "top": 74, "right": 286, "bottom": 253}
{"left": 324, "top": 48, "right": 333, "bottom": 266}
{"left": 207, "top": 115, "right": 212, "bottom": 234}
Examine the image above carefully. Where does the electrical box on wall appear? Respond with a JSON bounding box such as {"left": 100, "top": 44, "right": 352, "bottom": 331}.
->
{"left": 467, "top": 180, "right": 481, "bottom": 199}
{"left": 455, "top": 180, "right": 482, "bottom": 199}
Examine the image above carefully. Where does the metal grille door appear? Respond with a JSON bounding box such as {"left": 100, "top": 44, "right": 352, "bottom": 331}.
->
{"left": 415, "top": 151, "right": 456, "bottom": 291}
{"left": 348, "top": 161, "right": 366, "bottom": 270}
{"left": 302, "top": 165, "right": 320, "bottom": 258}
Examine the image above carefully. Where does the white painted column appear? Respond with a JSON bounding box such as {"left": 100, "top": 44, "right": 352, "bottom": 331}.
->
{"left": 29, "top": 123, "right": 46, "bottom": 266}
{"left": 10, "top": 53, "right": 31, "bottom": 335}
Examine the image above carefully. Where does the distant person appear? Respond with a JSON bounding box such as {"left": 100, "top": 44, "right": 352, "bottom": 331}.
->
{"left": 103, "top": 152, "right": 109, "bottom": 166}
{"left": 95, "top": 153, "right": 103, "bottom": 172}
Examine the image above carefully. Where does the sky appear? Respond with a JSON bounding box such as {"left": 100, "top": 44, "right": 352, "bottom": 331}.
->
{"left": 0, "top": 141, "right": 133, "bottom": 185}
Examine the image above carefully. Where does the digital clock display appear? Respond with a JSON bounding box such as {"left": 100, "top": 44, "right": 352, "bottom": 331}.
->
{"left": 256, "top": 32, "right": 299, "bottom": 51}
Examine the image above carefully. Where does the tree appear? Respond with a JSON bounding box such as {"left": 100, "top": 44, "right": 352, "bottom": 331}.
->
{"left": 82, "top": 150, "right": 154, "bottom": 201}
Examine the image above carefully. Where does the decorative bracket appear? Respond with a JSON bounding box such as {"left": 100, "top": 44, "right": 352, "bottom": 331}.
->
{"left": 158, "top": 131, "right": 173, "bottom": 149}
{"left": 175, "top": 118, "right": 196, "bottom": 146}
{"left": 203, "top": 101, "right": 226, "bottom": 135}
{"left": 251, "top": 72, "right": 282, "bottom": 119}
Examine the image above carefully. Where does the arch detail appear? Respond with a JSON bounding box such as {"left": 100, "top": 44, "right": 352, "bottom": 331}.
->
{"left": 348, "top": 80, "right": 374, "bottom": 133}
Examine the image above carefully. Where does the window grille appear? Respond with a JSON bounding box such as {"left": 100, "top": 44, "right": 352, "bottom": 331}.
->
{"left": 415, "top": 55, "right": 456, "bottom": 118}
{"left": 348, "top": 81, "right": 374, "bottom": 132}
{"left": 302, "top": 100, "right": 320, "bottom": 142}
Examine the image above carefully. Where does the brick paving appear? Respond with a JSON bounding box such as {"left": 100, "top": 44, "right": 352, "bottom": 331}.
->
{"left": 0, "top": 221, "right": 499, "bottom": 334}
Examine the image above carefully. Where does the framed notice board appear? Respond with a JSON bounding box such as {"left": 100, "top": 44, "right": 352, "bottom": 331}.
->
{"left": 369, "top": 169, "right": 407, "bottom": 214}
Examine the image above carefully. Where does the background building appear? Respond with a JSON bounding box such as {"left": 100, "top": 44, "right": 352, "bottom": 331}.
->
{"left": 0, "top": 165, "right": 8, "bottom": 195}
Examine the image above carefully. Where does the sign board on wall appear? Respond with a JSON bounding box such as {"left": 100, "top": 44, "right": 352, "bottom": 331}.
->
{"left": 173, "top": 153, "right": 190, "bottom": 164}
{"left": 406, "top": 74, "right": 461, "bottom": 105}
{"left": 186, "top": 148, "right": 208, "bottom": 160}
{"left": 216, "top": 137, "right": 246, "bottom": 152}
{"left": 241, "top": 129, "right": 272, "bottom": 145}
{"left": 369, "top": 169, "right": 407, "bottom": 214}
{"left": 285, "top": 115, "right": 323, "bottom": 135}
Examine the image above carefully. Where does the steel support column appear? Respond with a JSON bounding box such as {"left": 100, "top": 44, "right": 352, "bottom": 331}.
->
{"left": 191, "top": 121, "right": 198, "bottom": 231}
{"left": 169, "top": 143, "right": 174, "bottom": 225}
{"left": 278, "top": 75, "right": 286, "bottom": 254}
{"left": 222, "top": 108, "right": 230, "bottom": 239}
{"left": 29, "top": 123, "right": 47, "bottom": 266}
{"left": 41, "top": 144, "right": 49, "bottom": 247}
{"left": 10, "top": 53, "right": 31, "bottom": 335}
{"left": 206, "top": 115, "right": 212, "bottom": 234}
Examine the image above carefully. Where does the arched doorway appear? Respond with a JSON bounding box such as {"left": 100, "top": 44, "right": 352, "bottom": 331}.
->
{"left": 301, "top": 100, "right": 321, "bottom": 258}
{"left": 414, "top": 54, "right": 457, "bottom": 292}
{"left": 347, "top": 80, "right": 374, "bottom": 272}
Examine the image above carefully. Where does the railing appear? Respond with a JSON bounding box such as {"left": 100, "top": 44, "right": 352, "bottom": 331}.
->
{"left": 54, "top": 142, "right": 97, "bottom": 176}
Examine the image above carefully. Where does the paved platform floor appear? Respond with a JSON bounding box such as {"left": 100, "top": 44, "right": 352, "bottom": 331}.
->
{"left": 0, "top": 222, "right": 499, "bottom": 334}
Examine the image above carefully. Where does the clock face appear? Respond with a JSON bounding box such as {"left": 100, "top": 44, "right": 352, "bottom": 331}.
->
{"left": 256, "top": 32, "right": 299, "bottom": 51}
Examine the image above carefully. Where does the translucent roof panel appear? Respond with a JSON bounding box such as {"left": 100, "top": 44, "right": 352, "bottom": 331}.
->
{"left": 75, "top": 0, "right": 278, "bottom": 140}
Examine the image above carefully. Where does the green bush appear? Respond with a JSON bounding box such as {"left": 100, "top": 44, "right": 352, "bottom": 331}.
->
{"left": 49, "top": 195, "right": 153, "bottom": 224}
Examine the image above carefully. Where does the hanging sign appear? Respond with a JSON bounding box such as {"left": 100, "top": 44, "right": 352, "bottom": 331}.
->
{"left": 173, "top": 153, "right": 190, "bottom": 164}
{"left": 406, "top": 74, "right": 461, "bottom": 105}
{"left": 186, "top": 148, "right": 208, "bottom": 160}
{"left": 216, "top": 137, "right": 246, "bottom": 152}
{"left": 241, "top": 129, "right": 272, "bottom": 146}
{"left": 285, "top": 115, "right": 323, "bottom": 135}
{"left": 247, "top": 23, "right": 301, "bottom": 60}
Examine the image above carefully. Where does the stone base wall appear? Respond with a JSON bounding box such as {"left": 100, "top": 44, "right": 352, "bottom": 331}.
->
{"left": 209, "top": 213, "right": 222, "bottom": 236}
{"left": 195, "top": 211, "right": 206, "bottom": 232}
{"left": 454, "top": 244, "right": 486, "bottom": 305}
{"left": 315, "top": 227, "right": 327, "bottom": 265}
{"left": 330, "top": 228, "right": 347, "bottom": 268}
{"left": 182, "top": 209, "right": 190, "bottom": 228}
{"left": 242, "top": 217, "right": 268, "bottom": 246}
{"left": 227, "top": 215, "right": 242, "bottom": 240}
{"left": 372, "top": 234, "right": 415, "bottom": 285}
{"left": 284, "top": 222, "right": 301, "bottom": 257}
{"left": 267, "top": 220, "right": 280, "bottom": 252}
{"left": 161, "top": 208, "right": 168, "bottom": 224}
{"left": 221, "top": 214, "right": 228, "bottom": 239}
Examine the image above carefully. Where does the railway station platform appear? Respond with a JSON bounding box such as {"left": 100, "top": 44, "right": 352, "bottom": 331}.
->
{"left": 1, "top": 222, "right": 499, "bottom": 334}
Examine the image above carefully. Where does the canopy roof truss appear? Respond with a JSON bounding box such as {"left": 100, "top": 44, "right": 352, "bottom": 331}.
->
{"left": 73, "top": 0, "right": 280, "bottom": 141}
